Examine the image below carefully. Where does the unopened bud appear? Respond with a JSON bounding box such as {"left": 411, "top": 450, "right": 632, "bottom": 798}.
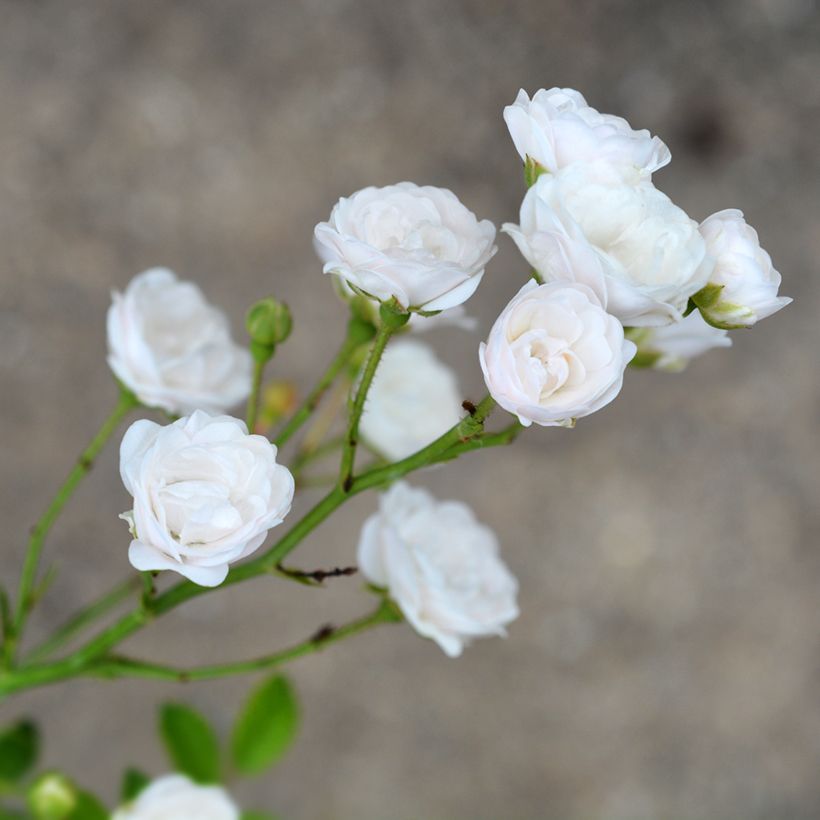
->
{"left": 246, "top": 298, "right": 292, "bottom": 361}
{"left": 28, "top": 772, "right": 77, "bottom": 820}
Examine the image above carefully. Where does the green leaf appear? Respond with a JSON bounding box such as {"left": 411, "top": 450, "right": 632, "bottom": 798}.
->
{"left": 120, "top": 768, "right": 149, "bottom": 802}
{"left": 241, "top": 813, "right": 280, "bottom": 820}
{"left": 158, "top": 703, "right": 220, "bottom": 784}
{"left": 231, "top": 675, "right": 300, "bottom": 775}
{"left": 67, "top": 791, "right": 107, "bottom": 820}
{"left": 0, "top": 721, "right": 39, "bottom": 782}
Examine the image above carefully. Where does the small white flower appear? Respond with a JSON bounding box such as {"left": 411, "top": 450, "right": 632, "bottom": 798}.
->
{"left": 503, "top": 163, "right": 712, "bottom": 326}
{"left": 504, "top": 87, "right": 671, "bottom": 176}
{"left": 358, "top": 482, "right": 518, "bottom": 657}
{"left": 112, "top": 774, "right": 239, "bottom": 820}
{"left": 479, "top": 280, "right": 635, "bottom": 427}
{"left": 107, "top": 268, "right": 252, "bottom": 415}
{"left": 360, "top": 340, "right": 463, "bottom": 461}
{"left": 119, "top": 411, "right": 294, "bottom": 587}
{"left": 629, "top": 311, "right": 732, "bottom": 372}
{"left": 695, "top": 209, "right": 791, "bottom": 328}
{"left": 314, "top": 182, "right": 497, "bottom": 312}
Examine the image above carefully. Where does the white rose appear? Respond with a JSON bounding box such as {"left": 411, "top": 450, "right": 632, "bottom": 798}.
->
{"left": 479, "top": 279, "right": 636, "bottom": 427}
{"left": 695, "top": 209, "right": 791, "bottom": 328}
{"left": 119, "top": 411, "right": 294, "bottom": 587}
{"left": 503, "top": 163, "right": 712, "bottom": 326}
{"left": 629, "top": 311, "right": 732, "bottom": 372}
{"left": 503, "top": 87, "right": 671, "bottom": 176}
{"left": 112, "top": 774, "right": 239, "bottom": 820}
{"left": 107, "top": 268, "right": 252, "bottom": 415}
{"left": 314, "top": 182, "right": 497, "bottom": 312}
{"left": 358, "top": 482, "right": 518, "bottom": 657}
{"left": 360, "top": 340, "right": 463, "bottom": 461}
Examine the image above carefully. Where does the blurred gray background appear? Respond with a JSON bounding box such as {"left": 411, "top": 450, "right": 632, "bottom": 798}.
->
{"left": 1, "top": 1, "right": 819, "bottom": 817}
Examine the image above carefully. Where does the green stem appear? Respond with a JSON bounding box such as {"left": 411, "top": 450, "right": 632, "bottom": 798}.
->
{"left": 338, "top": 323, "right": 392, "bottom": 490}
{"left": 1, "top": 600, "right": 399, "bottom": 695}
{"left": 273, "top": 332, "right": 361, "bottom": 450}
{"left": 0, "top": 396, "right": 505, "bottom": 698}
{"left": 91, "top": 599, "right": 399, "bottom": 683}
{"left": 25, "top": 577, "right": 140, "bottom": 664}
{"left": 12, "top": 389, "right": 138, "bottom": 641}
{"left": 245, "top": 358, "right": 267, "bottom": 432}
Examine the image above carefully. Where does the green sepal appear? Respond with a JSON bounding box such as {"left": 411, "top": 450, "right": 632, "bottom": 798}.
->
{"left": 378, "top": 298, "right": 411, "bottom": 332}
{"left": 690, "top": 283, "right": 725, "bottom": 310}
{"left": 628, "top": 350, "right": 663, "bottom": 369}
{"left": 524, "top": 155, "right": 548, "bottom": 187}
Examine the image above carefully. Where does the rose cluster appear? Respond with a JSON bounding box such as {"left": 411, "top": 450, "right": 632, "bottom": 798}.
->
{"left": 107, "top": 86, "right": 789, "bottom": 660}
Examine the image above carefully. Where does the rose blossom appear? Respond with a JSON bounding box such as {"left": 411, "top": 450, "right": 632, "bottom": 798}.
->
{"left": 119, "top": 411, "right": 294, "bottom": 587}
{"left": 503, "top": 87, "right": 671, "bottom": 176}
{"left": 360, "top": 340, "right": 463, "bottom": 461}
{"left": 112, "top": 774, "right": 239, "bottom": 820}
{"left": 314, "top": 182, "right": 497, "bottom": 312}
{"left": 107, "top": 268, "right": 252, "bottom": 415}
{"left": 358, "top": 482, "right": 518, "bottom": 657}
{"left": 695, "top": 209, "right": 791, "bottom": 328}
{"left": 629, "top": 311, "right": 732, "bottom": 372}
{"left": 480, "top": 280, "right": 636, "bottom": 427}
{"left": 503, "top": 163, "right": 712, "bottom": 326}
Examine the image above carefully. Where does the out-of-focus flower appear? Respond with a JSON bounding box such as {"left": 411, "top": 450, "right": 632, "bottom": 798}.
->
{"left": 107, "top": 268, "right": 252, "bottom": 415}
{"left": 480, "top": 280, "right": 635, "bottom": 427}
{"left": 694, "top": 209, "right": 791, "bottom": 328}
{"left": 503, "top": 163, "right": 711, "bottom": 326}
{"left": 112, "top": 774, "right": 239, "bottom": 820}
{"left": 358, "top": 482, "right": 519, "bottom": 657}
{"left": 504, "top": 87, "right": 671, "bottom": 176}
{"left": 314, "top": 182, "right": 496, "bottom": 312}
{"left": 360, "top": 340, "right": 463, "bottom": 461}
{"left": 119, "top": 411, "right": 294, "bottom": 587}
{"left": 628, "top": 311, "right": 732, "bottom": 372}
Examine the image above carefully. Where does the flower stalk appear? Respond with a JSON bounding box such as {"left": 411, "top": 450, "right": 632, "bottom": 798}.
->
{"left": 9, "top": 387, "right": 139, "bottom": 657}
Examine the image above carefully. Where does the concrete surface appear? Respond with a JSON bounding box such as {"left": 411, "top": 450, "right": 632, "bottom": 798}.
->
{"left": 1, "top": 1, "right": 819, "bottom": 817}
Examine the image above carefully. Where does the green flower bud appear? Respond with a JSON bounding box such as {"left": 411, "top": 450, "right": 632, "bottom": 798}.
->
{"left": 28, "top": 772, "right": 77, "bottom": 820}
{"left": 246, "top": 298, "right": 292, "bottom": 361}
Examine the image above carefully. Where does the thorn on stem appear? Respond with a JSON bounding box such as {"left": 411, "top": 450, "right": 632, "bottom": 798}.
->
{"left": 462, "top": 400, "right": 477, "bottom": 415}
{"left": 310, "top": 624, "right": 336, "bottom": 643}
{"left": 281, "top": 565, "right": 358, "bottom": 584}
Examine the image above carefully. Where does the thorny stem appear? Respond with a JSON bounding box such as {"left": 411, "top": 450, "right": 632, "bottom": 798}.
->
{"left": 245, "top": 357, "right": 267, "bottom": 431}
{"left": 89, "top": 598, "right": 401, "bottom": 683}
{"left": 10, "top": 388, "right": 138, "bottom": 655}
{"left": 338, "top": 322, "right": 392, "bottom": 491}
{"left": 0, "top": 395, "right": 505, "bottom": 698}
{"left": 25, "top": 577, "right": 141, "bottom": 664}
